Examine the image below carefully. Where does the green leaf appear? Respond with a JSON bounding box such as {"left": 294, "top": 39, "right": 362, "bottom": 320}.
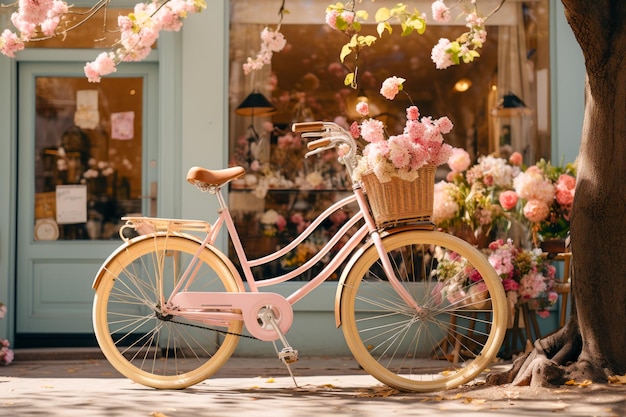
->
{"left": 407, "top": 15, "right": 426, "bottom": 34}
{"left": 335, "top": 15, "right": 349, "bottom": 31}
{"left": 358, "top": 35, "right": 377, "bottom": 46}
{"left": 389, "top": 4, "right": 408, "bottom": 16}
{"left": 377, "top": 21, "right": 392, "bottom": 37}
{"left": 344, "top": 72, "right": 355, "bottom": 86}
{"left": 401, "top": 24, "right": 413, "bottom": 36}
{"left": 340, "top": 43, "right": 353, "bottom": 62}
{"left": 375, "top": 7, "right": 391, "bottom": 22}
{"left": 356, "top": 10, "right": 368, "bottom": 20}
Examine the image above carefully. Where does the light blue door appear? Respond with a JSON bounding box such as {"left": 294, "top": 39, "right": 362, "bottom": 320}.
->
{"left": 16, "top": 61, "right": 158, "bottom": 346}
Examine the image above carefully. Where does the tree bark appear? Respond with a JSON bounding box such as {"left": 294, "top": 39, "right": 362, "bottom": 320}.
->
{"left": 488, "top": 0, "right": 626, "bottom": 386}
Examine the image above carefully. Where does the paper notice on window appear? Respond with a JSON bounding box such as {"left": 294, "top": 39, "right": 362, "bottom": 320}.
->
{"left": 75, "top": 90, "right": 99, "bottom": 130}
{"left": 56, "top": 185, "right": 87, "bottom": 224}
{"left": 111, "top": 111, "right": 135, "bottom": 140}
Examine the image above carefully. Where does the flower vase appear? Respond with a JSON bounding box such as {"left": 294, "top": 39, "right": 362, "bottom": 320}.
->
{"left": 540, "top": 238, "right": 567, "bottom": 255}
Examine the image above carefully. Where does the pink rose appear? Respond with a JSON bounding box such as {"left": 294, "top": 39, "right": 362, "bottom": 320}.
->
{"left": 349, "top": 121, "right": 360, "bottom": 139}
{"left": 557, "top": 174, "right": 576, "bottom": 190}
{"left": 276, "top": 215, "right": 287, "bottom": 232}
{"left": 380, "top": 76, "right": 405, "bottom": 100}
{"left": 523, "top": 199, "right": 550, "bottom": 222}
{"left": 356, "top": 101, "right": 369, "bottom": 116}
{"left": 447, "top": 148, "right": 471, "bottom": 172}
{"left": 499, "top": 190, "right": 519, "bottom": 210}
{"left": 555, "top": 187, "right": 574, "bottom": 206}
{"left": 406, "top": 105, "right": 419, "bottom": 120}
{"left": 509, "top": 151, "right": 523, "bottom": 166}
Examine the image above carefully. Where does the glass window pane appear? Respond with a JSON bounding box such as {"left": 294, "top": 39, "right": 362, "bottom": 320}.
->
{"left": 34, "top": 77, "right": 143, "bottom": 240}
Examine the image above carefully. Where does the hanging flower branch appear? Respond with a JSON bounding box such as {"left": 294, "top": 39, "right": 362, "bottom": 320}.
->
{"left": 1, "top": 0, "right": 506, "bottom": 83}
{"left": 242, "top": 0, "right": 288, "bottom": 74}
{"left": 1, "top": 0, "right": 207, "bottom": 82}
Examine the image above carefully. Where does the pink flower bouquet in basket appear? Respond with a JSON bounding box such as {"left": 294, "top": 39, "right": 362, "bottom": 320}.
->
{"left": 350, "top": 77, "right": 454, "bottom": 184}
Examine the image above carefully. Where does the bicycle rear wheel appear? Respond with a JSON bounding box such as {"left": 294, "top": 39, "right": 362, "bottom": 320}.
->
{"left": 93, "top": 235, "right": 243, "bottom": 389}
{"left": 340, "top": 230, "right": 507, "bottom": 392}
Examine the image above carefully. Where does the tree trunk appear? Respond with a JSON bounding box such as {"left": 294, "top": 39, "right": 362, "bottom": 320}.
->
{"left": 488, "top": 0, "right": 626, "bottom": 386}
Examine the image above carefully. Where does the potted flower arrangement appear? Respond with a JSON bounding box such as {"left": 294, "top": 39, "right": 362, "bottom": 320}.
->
{"left": 434, "top": 237, "right": 559, "bottom": 320}
{"left": 506, "top": 159, "right": 577, "bottom": 250}
{"left": 487, "top": 239, "right": 559, "bottom": 319}
{"left": 433, "top": 149, "right": 523, "bottom": 247}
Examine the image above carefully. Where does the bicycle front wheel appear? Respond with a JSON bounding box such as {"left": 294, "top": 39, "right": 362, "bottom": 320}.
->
{"left": 93, "top": 235, "right": 243, "bottom": 389}
{"left": 340, "top": 230, "right": 507, "bottom": 392}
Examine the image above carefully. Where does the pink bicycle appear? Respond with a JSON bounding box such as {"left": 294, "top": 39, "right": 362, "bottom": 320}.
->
{"left": 92, "top": 121, "right": 507, "bottom": 392}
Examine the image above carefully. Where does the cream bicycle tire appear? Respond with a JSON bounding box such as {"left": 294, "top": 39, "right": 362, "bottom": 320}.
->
{"left": 340, "top": 230, "right": 507, "bottom": 392}
{"left": 93, "top": 235, "right": 243, "bottom": 389}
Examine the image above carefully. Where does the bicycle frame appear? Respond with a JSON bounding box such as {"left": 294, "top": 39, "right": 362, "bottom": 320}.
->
{"left": 155, "top": 179, "right": 420, "bottom": 337}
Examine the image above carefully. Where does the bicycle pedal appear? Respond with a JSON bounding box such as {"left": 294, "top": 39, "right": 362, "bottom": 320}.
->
{"left": 279, "top": 347, "right": 299, "bottom": 364}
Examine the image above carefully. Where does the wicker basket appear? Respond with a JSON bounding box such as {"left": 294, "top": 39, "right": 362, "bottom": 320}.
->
{"left": 361, "top": 164, "right": 436, "bottom": 229}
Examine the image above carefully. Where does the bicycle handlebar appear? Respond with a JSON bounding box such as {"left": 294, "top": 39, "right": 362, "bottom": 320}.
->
{"left": 307, "top": 138, "right": 331, "bottom": 150}
{"left": 291, "top": 121, "right": 359, "bottom": 178}
{"left": 292, "top": 122, "right": 325, "bottom": 133}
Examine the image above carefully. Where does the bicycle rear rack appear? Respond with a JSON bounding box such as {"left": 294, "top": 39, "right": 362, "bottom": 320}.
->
{"left": 119, "top": 216, "right": 211, "bottom": 242}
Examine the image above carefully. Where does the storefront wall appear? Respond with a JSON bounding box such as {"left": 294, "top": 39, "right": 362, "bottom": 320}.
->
{"left": 0, "top": 0, "right": 582, "bottom": 355}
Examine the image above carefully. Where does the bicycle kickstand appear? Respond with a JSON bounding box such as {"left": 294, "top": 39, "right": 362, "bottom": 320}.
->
{"left": 258, "top": 306, "right": 300, "bottom": 387}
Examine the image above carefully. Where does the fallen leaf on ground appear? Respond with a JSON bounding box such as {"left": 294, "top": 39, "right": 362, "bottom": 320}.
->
{"left": 462, "top": 397, "right": 487, "bottom": 404}
{"left": 564, "top": 379, "right": 592, "bottom": 387}
{"left": 608, "top": 374, "right": 626, "bottom": 385}
{"left": 356, "top": 386, "right": 399, "bottom": 398}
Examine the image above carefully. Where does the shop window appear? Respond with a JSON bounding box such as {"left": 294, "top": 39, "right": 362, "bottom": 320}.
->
{"left": 228, "top": 0, "right": 549, "bottom": 276}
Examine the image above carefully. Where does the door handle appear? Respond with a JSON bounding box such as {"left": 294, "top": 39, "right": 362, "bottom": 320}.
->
{"left": 139, "top": 181, "right": 157, "bottom": 217}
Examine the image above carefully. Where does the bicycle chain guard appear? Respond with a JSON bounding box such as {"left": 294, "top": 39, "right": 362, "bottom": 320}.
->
{"left": 169, "top": 292, "right": 293, "bottom": 341}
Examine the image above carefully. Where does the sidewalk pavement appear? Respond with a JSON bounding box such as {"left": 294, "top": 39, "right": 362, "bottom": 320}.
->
{"left": 1, "top": 348, "right": 624, "bottom": 416}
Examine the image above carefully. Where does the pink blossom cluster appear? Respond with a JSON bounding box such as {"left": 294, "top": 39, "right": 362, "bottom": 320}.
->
{"left": 0, "top": 0, "right": 67, "bottom": 57}
{"left": 84, "top": 0, "right": 206, "bottom": 82}
{"left": 380, "top": 76, "right": 406, "bottom": 100}
{"left": 431, "top": 0, "right": 451, "bottom": 23}
{"left": 513, "top": 166, "right": 557, "bottom": 223}
{"left": 243, "top": 27, "right": 287, "bottom": 74}
{"left": 0, "top": 303, "right": 13, "bottom": 366}
{"left": 429, "top": 1, "right": 487, "bottom": 69}
{"left": 487, "top": 239, "right": 558, "bottom": 318}
{"left": 325, "top": 8, "right": 355, "bottom": 30}
{"left": 0, "top": 338, "right": 13, "bottom": 366}
{"left": 466, "top": 154, "right": 521, "bottom": 188}
{"left": 351, "top": 79, "right": 454, "bottom": 183}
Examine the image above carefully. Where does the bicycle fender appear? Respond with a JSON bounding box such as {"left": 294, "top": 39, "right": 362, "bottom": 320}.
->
{"left": 91, "top": 233, "right": 245, "bottom": 292}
